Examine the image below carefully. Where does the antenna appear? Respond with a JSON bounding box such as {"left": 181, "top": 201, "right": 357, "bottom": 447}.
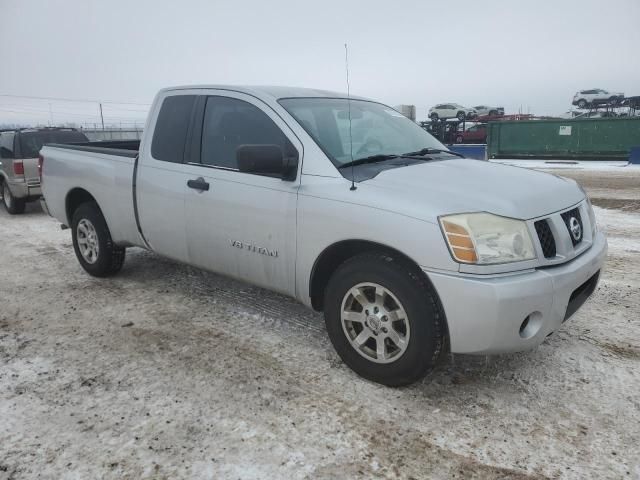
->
{"left": 345, "top": 43, "right": 356, "bottom": 191}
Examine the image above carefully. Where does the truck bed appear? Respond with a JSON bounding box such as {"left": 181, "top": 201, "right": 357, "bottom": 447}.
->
{"left": 46, "top": 139, "right": 140, "bottom": 158}
{"left": 40, "top": 141, "right": 143, "bottom": 247}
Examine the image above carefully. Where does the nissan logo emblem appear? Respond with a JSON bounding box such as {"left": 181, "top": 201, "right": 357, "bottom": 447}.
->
{"left": 569, "top": 217, "right": 582, "bottom": 241}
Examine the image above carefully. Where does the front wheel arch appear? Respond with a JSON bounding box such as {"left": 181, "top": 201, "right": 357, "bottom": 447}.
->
{"left": 309, "top": 240, "right": 420, "bottom": 310}
{"left": 308, "top": 240, "right": 448, "bottom": 335}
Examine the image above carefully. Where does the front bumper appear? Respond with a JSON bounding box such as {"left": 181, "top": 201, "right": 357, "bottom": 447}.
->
{"left": 426, "top": 231, "right": 607, "bottom": 354}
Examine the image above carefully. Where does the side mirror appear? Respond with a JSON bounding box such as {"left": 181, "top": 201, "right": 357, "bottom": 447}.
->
{"left": 236, "top": 144, "right": 298, "bottom": 181}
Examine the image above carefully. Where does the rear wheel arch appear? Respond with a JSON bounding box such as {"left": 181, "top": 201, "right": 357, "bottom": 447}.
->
{"left": 65, "top": 188, "right": 98, "bottom": 225}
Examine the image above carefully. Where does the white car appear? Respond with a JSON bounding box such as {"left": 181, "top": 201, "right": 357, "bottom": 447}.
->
{"left": 473, "top": 105, "right": 504, "bottom": 117}
{"left": 572, "top": 89, "right": 624, "bottom": 108}
{"left": 429, "top": 103, "right": 476, "bottom": 121}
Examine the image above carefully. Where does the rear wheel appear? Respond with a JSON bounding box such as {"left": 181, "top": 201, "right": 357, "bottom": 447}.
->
{"left": 71, "top": 202, "right": 125, "bottom": 277}
{"left": 456, "top": 111, "right": 466, "bottom": 121}
{"left": 1, "top": 181, "right": 26, "bottom": 215}
{"left": 489, "top": 110, "right": 498, "bottom": 116}
{"left": 577, "top": 99, "right": 588, "bottom": 108}
{"left": 323, "top": 252, "right": 445, "bottom": 387}
{"left": 430, "top": 113, "right": 439, "bottom": 121}
{"left": 609, "top": 96, "right": 619, "bottom": 106}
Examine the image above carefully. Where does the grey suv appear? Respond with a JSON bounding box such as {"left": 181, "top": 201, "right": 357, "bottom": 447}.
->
{"left": 0, "top": 128, "right": 88, "bottom": 214}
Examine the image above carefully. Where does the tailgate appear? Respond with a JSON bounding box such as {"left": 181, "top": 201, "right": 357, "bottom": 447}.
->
{"left": 21, "top": 157, "right": 40, "bottom": 185}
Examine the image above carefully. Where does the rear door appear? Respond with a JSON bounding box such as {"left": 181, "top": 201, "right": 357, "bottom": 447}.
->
{"left": 443, "top": 104, "right": 455, "bottom": 118}
{"left": 181, "top": 91, "right": 302, "bottom": 296}
{"left": 136, "top": 94, "right": 197, "bottom": 263}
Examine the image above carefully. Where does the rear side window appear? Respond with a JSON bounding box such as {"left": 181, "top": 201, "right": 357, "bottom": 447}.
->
{"left": 0, "top": 132, "right": 15, "bottom": 158}
{"left": 151, "top": 95, "right": 196, "bottom": 163}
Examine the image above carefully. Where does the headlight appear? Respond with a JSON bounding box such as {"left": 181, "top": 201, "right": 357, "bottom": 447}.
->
{"left": 440, "top": 213, "right": 536, "bottom": 264}
{"left": 587, "top": 199, "right": 597, "bottom": 235}
{"left": 578, "top": 184, "right": 598, "bottom": 235}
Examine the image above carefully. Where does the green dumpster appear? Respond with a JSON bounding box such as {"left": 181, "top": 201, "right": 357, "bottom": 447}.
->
{"left": 487, "top": 117, "right": 640, "bottom": 160}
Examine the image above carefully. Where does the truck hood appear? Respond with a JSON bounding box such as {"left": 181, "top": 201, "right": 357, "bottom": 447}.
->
{"left": 363, "top": 159, "right": 584, "bottom": 221}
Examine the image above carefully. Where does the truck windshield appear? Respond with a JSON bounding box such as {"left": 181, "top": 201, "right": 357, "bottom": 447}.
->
{"left": 19, "top": 130, "right": 88, "bottom": 159}
{"left": 279, "top": 98, "right": 446, "bottom": 167}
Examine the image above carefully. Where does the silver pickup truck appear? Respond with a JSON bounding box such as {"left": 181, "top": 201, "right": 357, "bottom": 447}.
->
{"left": 40, "top": 85, "right": 607, "bottom": 386}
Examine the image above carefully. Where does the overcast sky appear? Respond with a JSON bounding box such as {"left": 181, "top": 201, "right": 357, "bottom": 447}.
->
{"left": 1, "top": 0, "right": 638, "bottom": 126}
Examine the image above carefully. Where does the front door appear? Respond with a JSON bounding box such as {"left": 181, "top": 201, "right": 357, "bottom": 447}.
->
{"left": 182, "top": 92, "right": 302, "bottom": 297}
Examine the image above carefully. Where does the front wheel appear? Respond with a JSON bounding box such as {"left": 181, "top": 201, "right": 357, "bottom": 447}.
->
{"left": 609, "top": 97, "right": 619, "bottom": 106}
{"left": 577, "top": 99, "right": 588, "bottom": 108}
{"left": 71, "top": 202, "right": 125, "bottom": 277}
{"left": 1, "top": 181, "right": 26, "bottom": 215}
{"left": 456, "top": 111, "right": 466, "bottom": 121}
{"left": 324, "top": 253, "right": 445, "bottom": 386}
{"left": 430, "top": 113, "right": 439, "bottom": 121}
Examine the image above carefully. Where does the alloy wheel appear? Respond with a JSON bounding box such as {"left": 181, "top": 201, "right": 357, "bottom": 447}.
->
{"left": 340, "top": 282, "right": 410, "bottom": 364}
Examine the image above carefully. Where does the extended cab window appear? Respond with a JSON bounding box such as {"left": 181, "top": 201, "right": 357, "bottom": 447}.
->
{"left": 151, "top": 95, "right": 196, "bottom": 163}
{"left": 200, "top": 96, "right": 291, "bottom": 170}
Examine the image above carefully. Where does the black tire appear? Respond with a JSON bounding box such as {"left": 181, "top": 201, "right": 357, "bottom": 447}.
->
{"left": 489, "top": 110, "right": 498, "bottom": 116}
{"left": 71, "top": 202, "right": 125, "bottom": 277}
{"left": 609, "top": 97, "right": 619, "bottom": 106}
{"left": 323, "top": 252, "right": 445, "bottom": 387}
{"left": 577, "top": 99, "right": 588, "bottom": 109}
{"left": 430, "top": 113, "right": 439, "bottom": 121}
{"left": 1, "top": 181, "right": 26, "bottom": 215}
{"left": 456, "top": 111, "right": 466, "bottom": 121}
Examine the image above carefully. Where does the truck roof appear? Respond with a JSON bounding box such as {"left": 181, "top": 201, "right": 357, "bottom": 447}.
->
{"left": 161, "top": 85, "right": 369, "bottom": 101}
{"left": 0, "top": 127, "right": 81, "bottom": 134}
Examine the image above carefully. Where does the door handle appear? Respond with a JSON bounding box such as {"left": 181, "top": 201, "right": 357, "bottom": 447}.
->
{"left": 187, "top": 177, "right": 210, "bottom": 192}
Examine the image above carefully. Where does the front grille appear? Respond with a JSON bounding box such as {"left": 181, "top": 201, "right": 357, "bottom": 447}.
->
{"left": 561, "top": 208, "right": 583, "bottom": 246}
{"left": 534, "top": 219, "right": 556, "bottom": 258}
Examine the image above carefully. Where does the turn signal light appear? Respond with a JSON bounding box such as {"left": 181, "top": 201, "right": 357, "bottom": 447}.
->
{"left": 442, "top": 220, "right": 478, "bottom": 263}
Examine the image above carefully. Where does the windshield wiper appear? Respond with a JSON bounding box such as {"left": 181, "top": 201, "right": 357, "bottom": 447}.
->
{"left": 402, "top": 147, "right": 465, "bottom": 158}
{"left": 338, "top": 154, "right": 399, "bottom": 169}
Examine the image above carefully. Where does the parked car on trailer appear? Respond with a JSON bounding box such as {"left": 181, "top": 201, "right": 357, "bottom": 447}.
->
{"left": 429, "top": 103, "right": 477, "bottom": 121}
{"left": 0, "top": 127, "right": 88, "bottom": 214}
{"left": 40, "top": 85, "right": 606, "bottom": 386}
{"left": 473, "top": 105, "right": 504, "bottom": 117}
{"left": 455, "top": 123, "right": 487, "bottom": 143}
{"left": 572, "top": 89, "right": 624, "bottom": 109}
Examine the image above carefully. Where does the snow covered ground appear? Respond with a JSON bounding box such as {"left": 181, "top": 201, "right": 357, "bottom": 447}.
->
{"left": 0, "top": 168, "right": 638, "bottom": 479}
